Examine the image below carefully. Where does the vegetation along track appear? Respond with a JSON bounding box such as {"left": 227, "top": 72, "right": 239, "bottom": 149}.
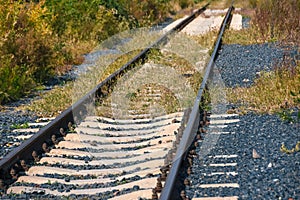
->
{"left": 0, "top": 3, "right": 238, "bottom": 200}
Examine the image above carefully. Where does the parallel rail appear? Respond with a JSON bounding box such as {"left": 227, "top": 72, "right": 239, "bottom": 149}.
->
{"left": 0, "top": 3, "right": 209, "bottom": 186}
{"left": 160, "top": 5, "right": 235, "bottom": 200}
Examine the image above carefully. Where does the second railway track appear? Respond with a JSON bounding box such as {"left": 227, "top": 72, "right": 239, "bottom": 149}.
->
{"left": 0, "top": 3, "right": 241, "bottom": 200}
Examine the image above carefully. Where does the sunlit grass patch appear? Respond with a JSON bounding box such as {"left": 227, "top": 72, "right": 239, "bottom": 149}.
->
{"left": 227, "top": 62, "right": 300, "bottom": 115}
{"left": 21, "top": 50, "right": 139, "bottom": 117}
{"left": 222, "top": 28, "right": 265, "bottom": 45}
{"left": 99, "top": 50, "right": 142, "bottom": 82}
{"left": 21, "top": 84, "right": 73, "bottom": 117}
{"left": 21, "top": 28, "right": 211, "bottom": 118}
{"left": 192, "top": 29, "right": 219, "bottom": 50}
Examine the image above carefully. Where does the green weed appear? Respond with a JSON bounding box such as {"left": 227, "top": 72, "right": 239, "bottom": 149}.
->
{"left": 11, "top": 122, "right": 29, "bottom": 129}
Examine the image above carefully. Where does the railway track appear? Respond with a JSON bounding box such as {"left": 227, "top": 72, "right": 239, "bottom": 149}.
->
{"left": 0, "top": 3, "right": 239, "bottom": 200}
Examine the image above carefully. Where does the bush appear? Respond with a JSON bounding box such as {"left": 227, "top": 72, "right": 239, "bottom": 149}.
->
{"left": 0, "top": 1, "right": 55, "bottom": 103}
{"left": 0, "top": 57, "right": 34, "bottom": 103}
{"left": 0, "top": 0, "right": 196, "bottom": 104}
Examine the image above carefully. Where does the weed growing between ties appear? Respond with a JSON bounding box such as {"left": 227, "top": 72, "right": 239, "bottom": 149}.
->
{"left": 147, "top": 50, "right": 204, "bottom": 93}
{"left": 10, "top": 122, "right": 29, "bottom": 129}
{"left": 96, "top": 48, "right": 204, "bottom": 118}
{"left": 227, "top": 61, "right": 300, "bottom": 121}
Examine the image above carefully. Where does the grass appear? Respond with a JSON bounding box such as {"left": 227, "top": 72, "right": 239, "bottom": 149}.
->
{"left": 1, "top": 0, "right": 199, "bottom": 105}
{"left": 26, "top": 0, "right": 300, "bottom": 118}
{"left": 17, "top": 1, "right": 224, "bottom": 118}
{"left": 22, "top": 84, "right": 74, "bottom": 117}
{"left": 128, "top": 84, "right": 181, "bottom": 115}
{"left": 222, "top": 28, "right": 266, "bottom": 45}
{"left": 22, "top": 28, "right": 211, "bottom": 118}
{"left": 21, "top": 50, "right": 140, "bottom": 117}
{"left": 147, "top": 49, "right": 205, "bottom": 92}
{"left": 94, "top": 35, "right": 209, "bottom": 118}
{"left": 217, "top": 0, "right": 300, "bottom": 122}
{"left": 208, "top": 0, "right": 253, "bottom": 9}
{"left": 10, "top": 122, "right": 29, "bottom": 129}
{"left": 227, "top": 61, "right": 300, "bottom": 115}
{"left": 214, "top": 0, "right": 300, "bottom": 46}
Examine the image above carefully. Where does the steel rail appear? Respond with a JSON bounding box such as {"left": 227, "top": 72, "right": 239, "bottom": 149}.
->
{"left": 0, "top": 3, "right": 209, "bottom": 185}
{"left": 159, "top": 5, "right": 235, "bottom": 200}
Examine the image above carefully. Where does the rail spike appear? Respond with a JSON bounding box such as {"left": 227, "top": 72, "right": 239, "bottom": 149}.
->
{"left": 0, "top": 179, "right": 5, "bottom": 190}
{"left": 10, "top": 168, "right": 17, "bottom": 180}
{"left": 20, "top": 160, "right": 29, "bottom": 171}
{"left": 42, "top": 142, "right": 50, "bottom": 153}
{"left": 32, "top": 151, "right": 40, "bottom": 162}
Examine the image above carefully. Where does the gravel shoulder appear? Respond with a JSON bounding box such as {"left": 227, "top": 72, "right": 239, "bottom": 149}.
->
{"left": 185, "top": 42, "right": 299, "bottom": 199}
{"left": 215, "top": 43, "right": 297, "bottom": 88}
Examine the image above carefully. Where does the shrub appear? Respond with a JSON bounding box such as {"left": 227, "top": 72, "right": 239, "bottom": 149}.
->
{"left": 0, "top": 0, "right": 197, "bottom": 104}
{"left": 0, "top": 57, "right": 34, "bottom": 103}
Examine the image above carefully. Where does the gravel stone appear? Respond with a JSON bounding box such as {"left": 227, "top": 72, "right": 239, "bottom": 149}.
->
{"left": 187, "top": 112, "right": 299, "bottom": 199}
{"left": 215, "top": 43, "right": 298, "bottom": 87}
{"left": 0, "top": 109, "right": 38, "bottom": 159}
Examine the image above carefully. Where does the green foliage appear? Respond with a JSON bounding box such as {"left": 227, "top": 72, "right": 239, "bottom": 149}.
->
{"left": 0, "top": 0, "right": 55, "bottom": 103}
{"left": 10, "top": 122, "right": 29, "bottom": 129}
{"left": 0, "top": 57, "right": 34, "bottom": 103}
{"left": 44, "top": 0, "right": 128, "bottom": 40}
{"left": 0, "top": 0, "right": 195, "bottom": 105}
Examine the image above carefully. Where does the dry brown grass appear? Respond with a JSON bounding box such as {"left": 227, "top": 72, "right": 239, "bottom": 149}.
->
{"left": 253, "top": 0, "right": 300, "bottom": 46}
{"left": 22, "top": 84, "right": 73, "bottom": 117}
{"left": 223, "top": 28, "right": 265, "bottom": 45}
{"left": 227, "top": 61, "right": 300, "bottom": 114}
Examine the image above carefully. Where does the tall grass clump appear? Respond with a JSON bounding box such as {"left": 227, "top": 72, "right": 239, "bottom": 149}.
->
{"left": 252, "top": 0, "right": 300, "bottom": 45}
{"left": 223, "top": 0, "right": 300, "bottom": 45}
{"left": 227, "top": 59, "right": 300, "bottom": 117}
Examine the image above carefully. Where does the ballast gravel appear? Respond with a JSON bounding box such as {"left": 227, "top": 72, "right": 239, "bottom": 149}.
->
{"left": 183, "top": 41, "right": 299, "bottom": 199}
{"left": 0, "top": 109, "right": 38, "bottom": 160}
{"left": 186, "top": 112, "right": 299, "bottom": 199}
{"left": 215, "top": 43, "right": 298, "bottom": 87}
